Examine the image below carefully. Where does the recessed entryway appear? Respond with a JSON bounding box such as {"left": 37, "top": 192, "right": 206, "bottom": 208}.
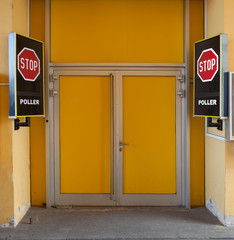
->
{"left": 50, "top": 69, "right": 183, "bottom": 206}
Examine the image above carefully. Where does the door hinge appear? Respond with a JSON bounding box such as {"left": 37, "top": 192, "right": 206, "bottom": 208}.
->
{"left": 177, "top": 89, "right": 185, "bottom": 98}
{"left": 177, "top": 75, "right": 185, "bottom": 83}
{"left": 49, "top": 89, "right": 58, "bottom": 97}
{"left": 49, "top": 74, "right": 58, "bottom": 82}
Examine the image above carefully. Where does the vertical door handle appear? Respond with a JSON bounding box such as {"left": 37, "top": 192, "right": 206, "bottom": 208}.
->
{"left": 110, "top": 74, "right": 114, "bottom": 200}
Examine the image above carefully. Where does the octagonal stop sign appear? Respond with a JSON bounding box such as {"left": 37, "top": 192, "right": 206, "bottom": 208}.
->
{"left": 197, "top": 48, "right": 219, "bottom": 82}
{"left": 17, "top": 47, "right": 40, "bottom": 82}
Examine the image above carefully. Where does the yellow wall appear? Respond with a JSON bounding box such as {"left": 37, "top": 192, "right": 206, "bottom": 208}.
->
{"left": 205, "top": 136, "right": 226, "bottom": 222}
{"left": 206, "top": 0, "right": 225, "bottom": 223}
{"left": 206, "top": 0, "right": 234, "bottom": 225}
{"left": 224, "top": 0, "right": 234, "bottom": 72}
{"left": 0, "top": 1, "right": 12, "bottom": 83}
{"left": 207, "top": 0, "right": 224, "bottom": 37}
{"left": 12, "top": 0, "right": 31, "bottom": 225}
{"left": 0, "top": 0, "right": 14, "bottom": 226}
{"left": 189, "top": 0, "right": 204, "bottom": 206}
{"left": 12, "top": 127, "right": 30, "bottom": 224}
{"left": 0, "top": 0, "right": 30, "bottom": 226}
{"left": 12, "top": 0, "right": 28, "bottom": 34}
{"left": 51, "top": 0, "right": 184, "bottom": 63}
{"left": 224, "top": 0, "right": 234, "bottom": 219}
{"left": 0, "top": 88, "right": 13, "bottom": 225}
{"left": 225, "top": 141, "right": 234, "bottom": 217}
{"left": 206, "top": 0, "right": 225, "bottom": 137}
{"left": 30, "top": 0, "right": 46, "bottom": 206}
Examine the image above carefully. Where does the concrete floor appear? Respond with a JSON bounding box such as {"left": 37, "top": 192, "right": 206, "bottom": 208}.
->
{"left": 0, "top": 207, "right": 234, "bottom": 240}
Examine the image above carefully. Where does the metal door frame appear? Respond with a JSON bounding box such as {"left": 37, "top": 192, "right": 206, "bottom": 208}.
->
{"left": 49, "top": 67, "right": 184, "bottom": 206}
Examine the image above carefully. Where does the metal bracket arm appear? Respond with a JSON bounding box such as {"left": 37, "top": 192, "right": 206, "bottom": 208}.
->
{"left": 207, "top": 117, "right": 223, "bottom": 131}
{"left": 14, "top": 117, "right": 30, "bottom": 130}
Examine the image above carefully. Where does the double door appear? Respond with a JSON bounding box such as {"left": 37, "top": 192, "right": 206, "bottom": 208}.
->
{"left": 53, "top": 70, "right": 182, "bottom": 206}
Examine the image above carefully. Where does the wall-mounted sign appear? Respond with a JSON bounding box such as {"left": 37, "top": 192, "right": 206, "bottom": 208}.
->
{"left": 8, "top": 33, "right": 45, "bottom": 118}
{"left": 194, "top": 34, "right": 228, "bottom": 118}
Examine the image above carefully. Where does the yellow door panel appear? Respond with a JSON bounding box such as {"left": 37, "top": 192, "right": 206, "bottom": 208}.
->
{"left": 51, "top": 0, "right": 183, "bottom": 63}
{"left": 123, "top": 76, "right": 176, "bottom": 194}
{"left": 60, "top": 76, "right": 111, "bottom": 194}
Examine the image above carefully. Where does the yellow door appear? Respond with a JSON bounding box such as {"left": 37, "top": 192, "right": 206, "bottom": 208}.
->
{"left": 123, "top": 76, "right": 176, "bottom": 193}
{"left": 54, "top": 71, "right": 181, "bottom": 206}
{"left": 118, "top": 72, "right": 181, "bottom": 206}
{"left": 54, "top": 74, "right": 115, "bottom": 206}
{"left": 60, "top": 76, "right": 111, "bottom": 194}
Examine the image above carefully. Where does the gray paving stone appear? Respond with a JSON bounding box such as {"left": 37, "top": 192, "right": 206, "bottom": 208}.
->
{"left": 0, "top": 207, "right": 234, "bottom": 240}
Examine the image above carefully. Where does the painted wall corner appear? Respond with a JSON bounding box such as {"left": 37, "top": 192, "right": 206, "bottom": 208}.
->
{"left": 0, "top": 0, "right": 32, "bottom": 227}
{"left": 206, "top": 199, "right": 225, "bottom": 224}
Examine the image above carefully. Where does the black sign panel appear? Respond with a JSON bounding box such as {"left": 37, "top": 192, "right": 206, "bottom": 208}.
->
{"left": 194, "top": 34, "right": 227, "bottom": 117}
{"left": 9, "top": 33, "right": 45, "bottom": 118}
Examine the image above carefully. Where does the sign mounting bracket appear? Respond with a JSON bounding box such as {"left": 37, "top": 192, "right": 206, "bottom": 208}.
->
{"left": 207, "top": 117, "right": 223, "bottom": 131}
{"left": 14, "top": 117, "right": 30, "bottom": 131}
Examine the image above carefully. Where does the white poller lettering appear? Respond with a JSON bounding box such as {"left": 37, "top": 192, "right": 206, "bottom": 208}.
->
{"left": 20, "top": 58, "right": 38, "bottom": 71}
{"left": 20, "top": 99, "right": 40, "bottom": 105}
{"left": 199, "top": 58, "right": 216, "bottom": 72}
{"left": 198, "top": 99, "right": 217, "bottom": 105}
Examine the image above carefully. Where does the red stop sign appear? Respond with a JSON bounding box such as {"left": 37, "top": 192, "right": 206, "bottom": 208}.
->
{"left": 197, "top": 48, "right": 218, "bottom": 82}
{"left": 17, "top": 47, "right": 40, "bottom": 82}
